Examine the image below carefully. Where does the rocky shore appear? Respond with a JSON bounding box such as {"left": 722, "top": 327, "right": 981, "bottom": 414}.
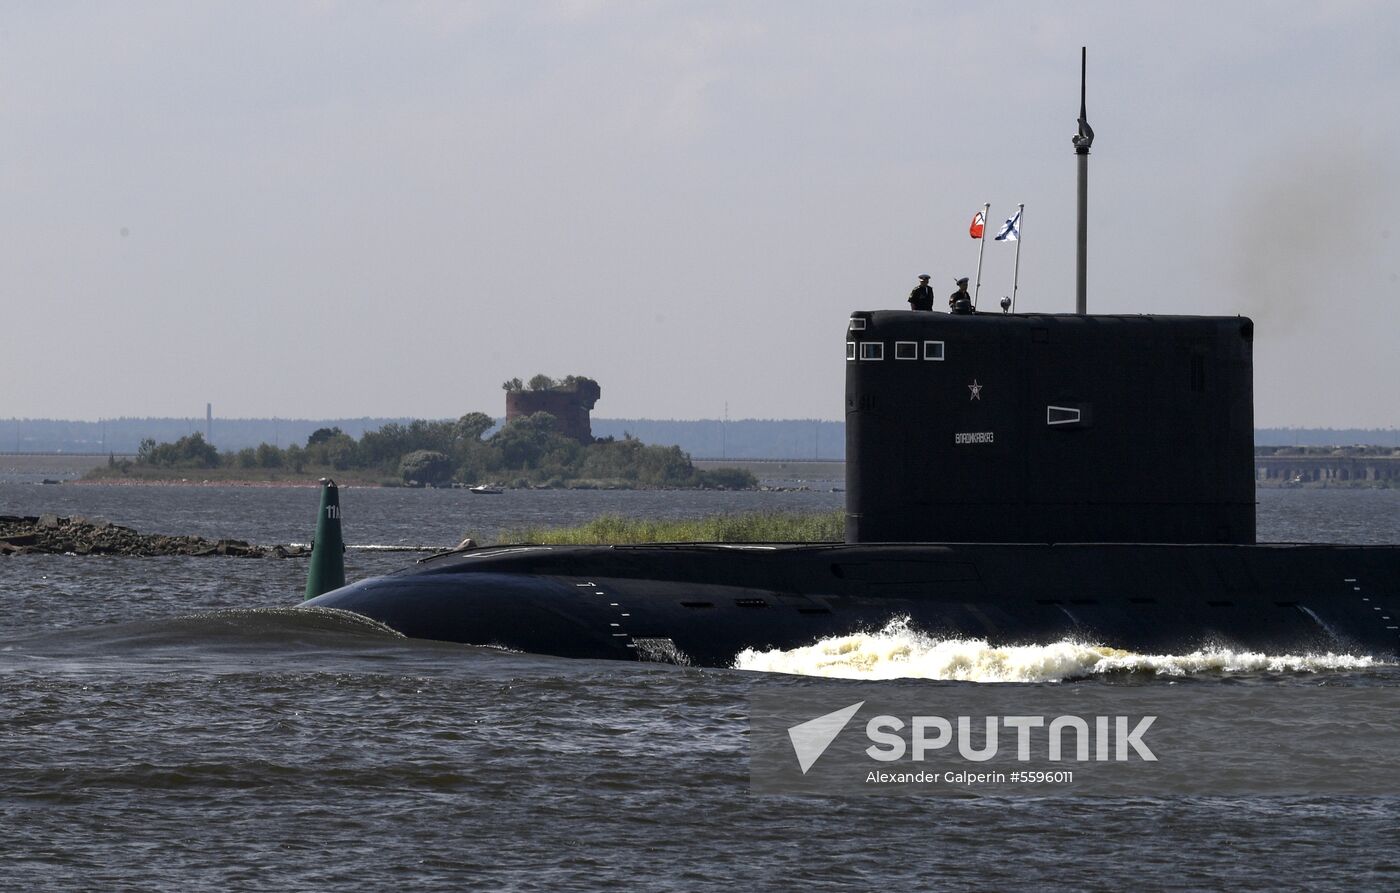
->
{"left": 0, "top": 514, "right": 308, "bottom": 558}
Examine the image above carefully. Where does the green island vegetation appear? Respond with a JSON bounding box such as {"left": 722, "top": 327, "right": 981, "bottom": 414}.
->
{"left": 87, "top": 375, "right": 758, "bottom": 490}
{"left": 88, "top": 422, "right": 755, "bottom": 489}
{"left": 496, "top": 510, "right": 845, "bottom": 544}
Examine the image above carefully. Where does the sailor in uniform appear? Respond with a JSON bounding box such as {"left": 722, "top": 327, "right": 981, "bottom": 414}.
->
{"left": 949, "top": 277, "right": 973, "bottom": 314}
{"left": 907, "top": 274, "right": 934, "bottom": 311}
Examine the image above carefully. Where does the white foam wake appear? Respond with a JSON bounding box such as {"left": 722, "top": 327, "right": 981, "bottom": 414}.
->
{"left": 733, "top": 617, "right": 1384, "bottom": 683}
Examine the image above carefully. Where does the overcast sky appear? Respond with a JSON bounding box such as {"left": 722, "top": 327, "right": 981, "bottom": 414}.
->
{"left": 2, "top": 1, "right": 1397, "bottom": 426}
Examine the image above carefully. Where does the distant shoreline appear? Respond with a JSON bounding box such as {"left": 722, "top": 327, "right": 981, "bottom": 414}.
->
{"left": 65, "top": 477, "right": 354, "bottom": 489}
{"left": 50, "top": 477, "right": 1393, "bottom": 491}
{"left": 60, "top": 480, "right": 803, "bottom": 493}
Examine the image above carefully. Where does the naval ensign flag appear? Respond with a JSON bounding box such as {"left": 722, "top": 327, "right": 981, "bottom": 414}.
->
{"left": 969, "top": 210, "right": 985, "bottom": 239}
{"left": 995, "top": 208, "right": 1021, "bottom": 242}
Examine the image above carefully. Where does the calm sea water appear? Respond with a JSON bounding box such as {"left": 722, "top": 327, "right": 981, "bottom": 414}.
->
{"left": 2, "top": 482, "right": 1400, "bottom": 891}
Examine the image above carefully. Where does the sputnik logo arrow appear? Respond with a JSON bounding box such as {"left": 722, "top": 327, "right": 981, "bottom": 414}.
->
{"left": 787, "top": 701, "right": 865, "bottom": 774}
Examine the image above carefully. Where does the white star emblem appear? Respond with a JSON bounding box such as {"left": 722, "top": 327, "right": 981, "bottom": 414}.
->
{"left": 968, "top": 380, "right": 983, "bottom": 401}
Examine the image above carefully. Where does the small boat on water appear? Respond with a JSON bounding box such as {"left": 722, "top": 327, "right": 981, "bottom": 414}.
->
{"left": 468, "top": 485, "right": 503, "bottom": 495}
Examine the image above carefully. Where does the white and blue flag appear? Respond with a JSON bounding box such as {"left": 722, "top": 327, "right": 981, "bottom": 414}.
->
{"left": 995, "top": 208, "right": 1021, "bottom": 242}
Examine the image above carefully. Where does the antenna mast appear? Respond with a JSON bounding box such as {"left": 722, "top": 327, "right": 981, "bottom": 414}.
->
{"left": 1072, "top": 47, "right": 1094, "bottom": 315}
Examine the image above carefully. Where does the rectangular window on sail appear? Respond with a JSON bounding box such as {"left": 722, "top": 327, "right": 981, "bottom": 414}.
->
{"left": 846, "top": 341, "right": 856, "bottom": 361}
{"left": 1047, "top": 406, "right": 1082, "bottom": 425}
{"left": 894, "top": 341, "right": 917, "bottom": 360}
{"left": 924, "top": 341, "right": 945, "bottom": 361}
{"left": 848, "top": 317, "right": 867, "bottom": 331}
{"left": 859, "top": 342, "right": 884, "bottom": 361}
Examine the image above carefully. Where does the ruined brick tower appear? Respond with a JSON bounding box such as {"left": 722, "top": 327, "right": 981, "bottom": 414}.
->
{"left": 504, "top": 377, "right": 601, "bottom": 444}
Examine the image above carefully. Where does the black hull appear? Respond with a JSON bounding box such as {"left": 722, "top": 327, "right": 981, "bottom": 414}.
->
{"left": 306, "top": 542, "right": 1400, "bottom": 668}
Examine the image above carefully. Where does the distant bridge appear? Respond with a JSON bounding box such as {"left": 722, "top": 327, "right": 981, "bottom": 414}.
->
{"left": 1255, "top": 454, "right": 1400, "bottom": 484}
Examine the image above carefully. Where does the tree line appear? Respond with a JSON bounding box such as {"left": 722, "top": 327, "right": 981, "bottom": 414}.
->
{"left": 123, "top": 412, "right": 755, "bottom": 489}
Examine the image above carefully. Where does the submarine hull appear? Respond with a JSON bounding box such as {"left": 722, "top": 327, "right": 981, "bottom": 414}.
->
{"left": 307, "top": 542, "right": 1400, "bottom": 667}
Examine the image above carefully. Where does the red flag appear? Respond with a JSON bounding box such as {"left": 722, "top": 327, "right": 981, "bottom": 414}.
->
{"left": 969, "top": 210, "right": 985, "bottom": 239}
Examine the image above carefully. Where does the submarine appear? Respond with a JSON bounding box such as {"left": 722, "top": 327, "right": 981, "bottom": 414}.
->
{"left": 306, "top": 52, "right": 1400, "bottom": 667}
{"left": 307, "top": 308, "right": 1400, "bottom": 666}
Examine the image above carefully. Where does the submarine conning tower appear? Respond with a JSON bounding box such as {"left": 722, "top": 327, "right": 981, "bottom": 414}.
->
{"left": 845, "top": 311, "right": 1256, "bottom": 545}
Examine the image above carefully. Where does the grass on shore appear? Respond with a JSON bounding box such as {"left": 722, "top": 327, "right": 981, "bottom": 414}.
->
{"left": 498, "top": 510, "right": 845, "bottom": 545}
